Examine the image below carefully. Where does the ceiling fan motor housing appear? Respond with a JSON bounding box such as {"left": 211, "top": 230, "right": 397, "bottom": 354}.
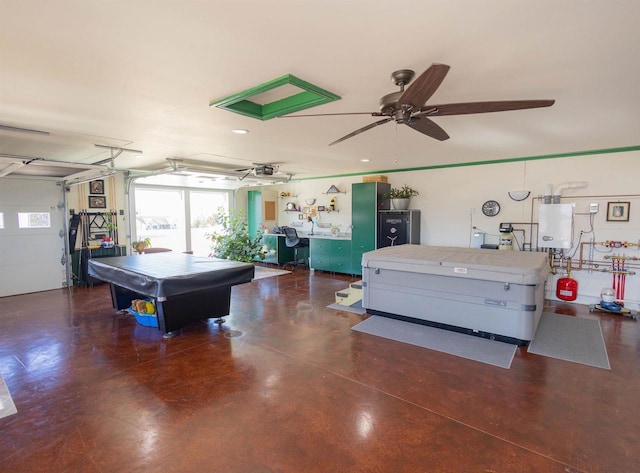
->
{"left": 379, "top": 91, "right": 402, "bottom": 115}
{"left": 390, "top": 69, "right": 415, "bottom": 87}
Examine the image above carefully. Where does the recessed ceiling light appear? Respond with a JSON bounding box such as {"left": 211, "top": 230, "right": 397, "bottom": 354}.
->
{"left": 361, "top": 158, "right": 371, "bottom": 162}
{"left": 232, "top": 129, "right": 249, "bottom": 134}
{"left": 135, "top": 154, "right": 145, "bottom": 159}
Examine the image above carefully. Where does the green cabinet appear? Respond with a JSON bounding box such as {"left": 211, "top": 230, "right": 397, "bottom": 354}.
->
{"left": 309, "top": 238, "right": 351, "bottom": 273}
{"left": 351, "top": 182, "right": 390, "bottom": 275}
{"left": 260, "top": 234, "right": 295, "bottom": 265}
{"left": 331, "top": 240, "right": 352, "bottom": 274}
{"left": 247, "top": 190, "right": 263, "bottom": 238}
{"left": 309, "top": 238, "right": 331, "bottom": 271}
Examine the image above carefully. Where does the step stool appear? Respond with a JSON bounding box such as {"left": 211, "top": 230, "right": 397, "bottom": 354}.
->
{"left": 335, "top": 280, "right": 363, "bottom": 306}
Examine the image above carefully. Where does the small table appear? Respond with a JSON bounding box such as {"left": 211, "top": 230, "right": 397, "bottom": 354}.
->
{"left": 88, "top": 253, "right": 254, "bottom": 334}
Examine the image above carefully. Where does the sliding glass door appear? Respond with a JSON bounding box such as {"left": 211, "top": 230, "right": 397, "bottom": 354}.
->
{"left": 133, "top": 185, "right": 232, "bottom": 256}
{"left": 189, "top": 190, "right": 229, "bottom": 256}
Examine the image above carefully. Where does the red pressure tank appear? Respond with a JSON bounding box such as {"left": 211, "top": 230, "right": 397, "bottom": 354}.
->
{"left": 556, "top": 277, "right": 578, "bottom": 301}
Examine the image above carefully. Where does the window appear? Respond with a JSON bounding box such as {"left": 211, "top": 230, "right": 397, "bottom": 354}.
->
{"left": 190, "top": 190, "right": 229, "bottom": 256}
{"left": 133, "top": 186, "right": 232, "bottom": 255}
{"left": 134, "top": 188, "right": 186, "bottom": 251}
{"left": 17, "top": 212, "right": 51, "bottom": 229}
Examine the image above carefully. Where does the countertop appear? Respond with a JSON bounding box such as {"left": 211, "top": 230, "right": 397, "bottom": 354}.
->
{"left": 265, "top": 232, "right": 351, "bottom": 241}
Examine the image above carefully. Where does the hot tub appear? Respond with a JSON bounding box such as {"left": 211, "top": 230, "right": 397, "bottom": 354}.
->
{"left": 361, "top": 245, "right": 550, "bottom": 344}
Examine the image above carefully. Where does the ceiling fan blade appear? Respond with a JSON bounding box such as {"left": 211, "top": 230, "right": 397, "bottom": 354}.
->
{"left": 279, "top": 112, "right": 382, "bottom": 118}
{"left": 397, "top": 63, "right": 450, "bottom": 110}
{"left": 329, "top": 117, "right": 393, "bottom": 146}
{"left": 414, "top": 99, "right": 555, "bottom": 117}
{"left": 406, "top": 117, "right": 450, "bottom": 141}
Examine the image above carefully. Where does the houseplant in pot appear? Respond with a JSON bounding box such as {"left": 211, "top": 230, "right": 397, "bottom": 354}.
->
{"left": 388, "top": 184, "right": 419, "bottom": 210}
{"left": 131, "top": 237, "right": 152, "bottom": 254}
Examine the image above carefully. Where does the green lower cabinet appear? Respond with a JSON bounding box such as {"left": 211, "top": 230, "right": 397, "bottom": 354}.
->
{"left": 351, "top": 249, "right": 366, "bottom": 276}
{"left": 310, "top": 239, "right": 351, "bottom": 274}
{"left": 260, "top": 234, "right": 278, "bottom": 264}
{"left": 309, "top": 239, "right": 331, "bottom": 271}
{"left": 259, "top": 234, "right": 295, "bottom": 265}
{"left": 331, "top": 240, "right": 352, "bottom": 274}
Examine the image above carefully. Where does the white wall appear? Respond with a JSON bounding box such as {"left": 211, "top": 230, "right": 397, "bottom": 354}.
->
{"left": 240, "top": 150, "right": 640, "bottom": 309}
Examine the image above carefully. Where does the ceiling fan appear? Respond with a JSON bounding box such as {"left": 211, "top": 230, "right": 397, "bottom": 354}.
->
{"left": 280, "top": 63, "right": 555, "bottom": 146}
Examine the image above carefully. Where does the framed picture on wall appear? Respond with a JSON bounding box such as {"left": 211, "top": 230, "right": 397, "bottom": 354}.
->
{"left": 89, "top": 179, "right": 104, "bottom": 194}
{"left": 606, "top": 201, "right": 630, "bottom": 222}
{"left": 88, "top": 196, "right": 107, "bottom": 209}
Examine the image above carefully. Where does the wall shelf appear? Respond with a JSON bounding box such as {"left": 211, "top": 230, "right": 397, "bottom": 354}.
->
{"left": 324, "top": 185, "right": 344, "bottom": 194}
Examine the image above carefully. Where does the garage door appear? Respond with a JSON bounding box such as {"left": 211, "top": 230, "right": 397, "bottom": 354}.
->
{"left": 0, "top": 178, "right": 66, "bottom": 297}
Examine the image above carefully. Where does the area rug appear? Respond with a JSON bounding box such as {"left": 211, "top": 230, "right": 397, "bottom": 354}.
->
{"left": 527, "top": 312, "right": 610, "bottom": 370}
{"left": 0, "top": 374, "right": 17, "bottom": 419}
{"left": 352, "top": 316, "right": 517, "bottom": 369}
{"left": 327, "top": 300, "right": 367, "bottom": 315}
{"left": 253, "top": 266, "right": 291, "bottom": 280}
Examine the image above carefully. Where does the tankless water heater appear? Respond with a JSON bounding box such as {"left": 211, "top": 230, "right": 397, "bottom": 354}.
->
{"left": 538, "top": 203, "right": 573, "bottom": 249}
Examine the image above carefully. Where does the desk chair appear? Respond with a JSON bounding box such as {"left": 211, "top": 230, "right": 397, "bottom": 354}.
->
{"left": 283, "top": 227, "right": 309, "bottom": 271}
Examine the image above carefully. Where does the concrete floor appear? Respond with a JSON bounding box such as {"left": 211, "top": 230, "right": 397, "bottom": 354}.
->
{"left": 0, "top": 268, "right": 639, "bottom": 472}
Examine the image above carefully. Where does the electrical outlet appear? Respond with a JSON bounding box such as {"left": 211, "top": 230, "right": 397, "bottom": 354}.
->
{"left": 589, "top": 203, "right": 599, "bottom": 214}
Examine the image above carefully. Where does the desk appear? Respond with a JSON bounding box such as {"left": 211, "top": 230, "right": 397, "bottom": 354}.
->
{"left": 88, "top": 253, "right": 254, "bottom": 334}
{"left": 263, "top": 232, "right": 349, "bottom": 272}
{"left": 260, "top": 234, "right": 295, "bottom": 265}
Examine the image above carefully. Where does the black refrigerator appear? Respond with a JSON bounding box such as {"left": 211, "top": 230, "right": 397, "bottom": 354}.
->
{"left": 377, "top": 210, "right": 421, "bottom": 248}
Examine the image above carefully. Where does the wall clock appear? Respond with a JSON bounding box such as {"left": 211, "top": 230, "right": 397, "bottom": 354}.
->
{"left": 482, "top": 200, "right": 501, "bottom": 217}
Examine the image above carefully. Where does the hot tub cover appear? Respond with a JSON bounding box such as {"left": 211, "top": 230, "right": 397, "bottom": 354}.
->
{"left": 362, "top": 245, "right": 549, "bottom": 285}
{"left": 88, "top": 253, "right": 254, "bottom": 300}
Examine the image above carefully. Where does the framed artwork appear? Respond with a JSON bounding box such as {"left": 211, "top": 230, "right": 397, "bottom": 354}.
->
{"left": 89, "top": 179, "right": 104, "bottom": 194}
{"left": 606, "top": 202, "right": 630, "bottom": 222}
{"left": 317, "top": 205, "right": 326, "bottom": 211}
{"left": 88, "top": 196, "right": 107, "bottom": 209}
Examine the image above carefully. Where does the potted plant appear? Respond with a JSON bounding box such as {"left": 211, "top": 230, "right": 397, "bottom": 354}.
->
{"left": 208, "top": 210, "right": 266, "bottom": 263}
{"left": 131, "top": 237, "right": 152, "bottom": 254}
{"left": 387, "top": 184, "right": 419, "bottom": 210}
{"left": 101, "top": 212, "right": 118, "bottom": 246}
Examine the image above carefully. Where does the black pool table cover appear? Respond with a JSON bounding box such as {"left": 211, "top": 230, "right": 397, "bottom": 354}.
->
{"left": 88, "top": 253, "right": 254, "bottom": 300}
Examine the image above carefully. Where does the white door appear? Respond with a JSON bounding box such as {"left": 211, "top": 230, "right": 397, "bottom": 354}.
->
{"left": 0, "top": 178, "right": 66, "bottom": 296}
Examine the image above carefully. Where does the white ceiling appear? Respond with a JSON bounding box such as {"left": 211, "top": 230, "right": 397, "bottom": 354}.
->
{"left": 1, "top": 1, "right": 638, "bottom": 182}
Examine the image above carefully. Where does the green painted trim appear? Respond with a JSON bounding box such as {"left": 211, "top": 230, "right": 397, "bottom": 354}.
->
{"left": 210, "top": 74, "right": 340, "bottom": 120}
{"left": 295, "top": 145, "right": 640, "bottom": 181}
